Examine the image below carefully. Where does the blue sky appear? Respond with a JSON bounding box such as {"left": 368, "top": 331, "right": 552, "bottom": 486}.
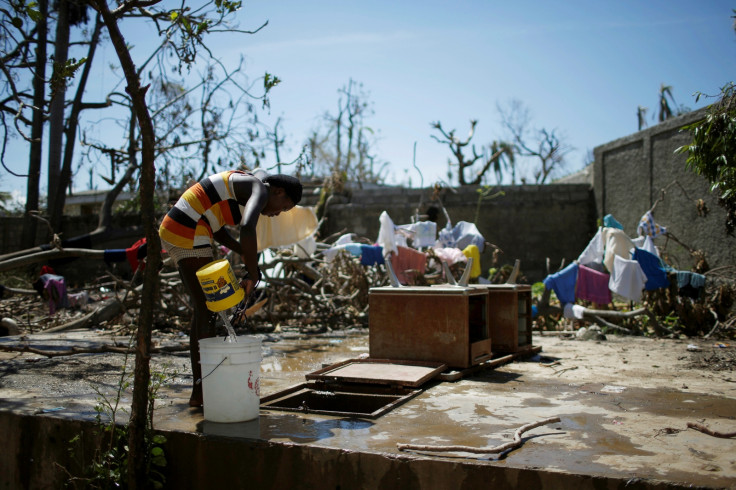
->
{"left": 2, "top": 0, "right": 734, "bottom": 201}
{"left": 236, "top": 0, "right": 734, "bottom": 185}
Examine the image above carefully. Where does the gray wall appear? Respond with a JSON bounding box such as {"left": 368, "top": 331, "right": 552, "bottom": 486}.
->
{"left": 322, "top": 184, "right": 597, "bottom": 283}
{"left": 2, "top": 184, "right": 596, "bottom": 284}
{"left": 594, "top": 107, "right": 736, "bottom": 271}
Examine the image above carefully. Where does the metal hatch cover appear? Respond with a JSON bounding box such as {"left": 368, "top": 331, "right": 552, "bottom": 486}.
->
{"left": 305, "top": 358, "right": 447, "bottom": 388}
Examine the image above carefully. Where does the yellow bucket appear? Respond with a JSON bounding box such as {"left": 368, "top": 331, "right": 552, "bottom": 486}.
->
{"left": 196, "top": 259, "right": 245, "bottom": 312}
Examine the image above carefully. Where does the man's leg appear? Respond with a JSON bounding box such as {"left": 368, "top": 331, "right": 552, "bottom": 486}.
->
{"left": 177, "top": 256, "right": 216, "bottom": 407}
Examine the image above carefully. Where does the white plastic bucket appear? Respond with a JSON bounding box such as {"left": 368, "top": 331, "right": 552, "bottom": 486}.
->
{"left": 199, "top": 336, "right": 262, "bottom": 423}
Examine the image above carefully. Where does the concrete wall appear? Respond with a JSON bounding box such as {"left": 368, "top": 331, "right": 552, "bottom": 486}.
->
{"left": 594, "top": 107, "right": 736, "bottom": 271}
{"left": 322, "top": 184, "right": 597, "bottom": 283}
{"left": 0, "top": 185, "right": 596, "bottom": 284}
{"left": 0, "top": 409, "right": 696, "bottom": 490}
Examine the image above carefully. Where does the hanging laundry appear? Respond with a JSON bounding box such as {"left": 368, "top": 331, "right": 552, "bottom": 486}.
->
{"left": 453, "top": 221, "right": 485, "bottom": 253}
{"left": 602, "top": 227, "right": 635, "bottom": 273}
{"left": 631, "top": 236, "right": 645, "bottom": 248}
{"left": 432, "top": 247, "right": 468, "bottom": 266}
{"left": 563, "top": 303, "right": 586, "bottom": 319}
{"left": 437, "top": 221, "right": 485, "bottom": 253}
{"left": 676, "top": 271, "right": 706, "bottom": 299}
{"left": 603, "top": 214, "right": 624, "bottom": 230}
{"left": 609, "top": 255, "right": 647, "bottom": 302}
{"left": 377, "top": 211, "right": 398, "bottom": 257}
{"left": 323, "top": 243, "right": 363, "bottom": 261}
{"left": 637, "top": 211, "right": 667, "bottom": 238}
{"left": 577, "top": 228, "right": 604, "bottom": 266}
{"left": 543, "top": 262, "right": 579, "bottom": 305}
{"left": 293, "top": 235, "right": 317, "bottom": 259}
{"left": 398, "top": 221, "right": 437, "bottom": 249}
{"left": 632, "top": 248, "right": 669, "bottom": 291}
{"left": 360, "top": 245, "right": 385, "bottom": 266}
{"left": 104, "top": 249, "right": 127, "bottom": 265}
{"left": 126, "top": 237, "right": 148, "bottom": 272}
{"left": 462, "top": 244, "right": 482, "bottom": 279}
{"left": 390, "top": 246, "right": 428, "bottom": 285}
{"left": 576, "top": 264, "right": 612, "bottom": 304}
{"left": 256, "top": 205, "right": 319, "bottom": 252}
{"left": 334, "top": 233, "right": 357, "bottom": 246}
{"left": 437, "top": 223, "right": 455, "bottom": 249}
{"left": 642, "top": 235, "right": 659, "bottom": 257}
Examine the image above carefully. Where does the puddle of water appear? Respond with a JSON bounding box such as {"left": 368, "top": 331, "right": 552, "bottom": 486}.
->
{"left": 259, "top": 413, "right": 374, "bottom": 443}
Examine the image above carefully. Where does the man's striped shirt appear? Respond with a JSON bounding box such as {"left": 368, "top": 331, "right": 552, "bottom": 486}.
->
{"left": 159, "top": 170, "right": 247, "bottom": 249}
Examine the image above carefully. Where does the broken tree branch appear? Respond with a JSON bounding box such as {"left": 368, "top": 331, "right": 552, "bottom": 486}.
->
{"left": 592, "top": 315, "right": 633, "bottom": 334}
{"left": 43, "top": 297, "right": 126, "bottom": 333}
{"left": 687, "top": 422, "right": 736, "bottom": 438}
{"left": 0, "top": 248, "right": 106, "bottom": 272}
{"left": 396, "top": 416, "right": 561, "bottom": 454}
{"left": 0, "top": 342, "right": 188, "bottom": 357}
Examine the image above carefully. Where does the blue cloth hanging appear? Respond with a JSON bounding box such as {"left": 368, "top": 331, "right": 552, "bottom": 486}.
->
{"left": 633, "top": 248, "right": 670, "bottom": 291}
{"left": 603, "top": 214, "right": 624, "bottom": 230}
{"left": 542, "top": 262, "right": 579, "bottom": 305}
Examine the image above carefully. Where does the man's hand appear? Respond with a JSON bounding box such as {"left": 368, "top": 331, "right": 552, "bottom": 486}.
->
{"left": 241, "top": 277, "right": 258, "bottom": 298}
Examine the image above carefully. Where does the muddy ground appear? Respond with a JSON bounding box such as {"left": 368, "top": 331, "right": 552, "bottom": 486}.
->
{"left": 1, "top": 325, "right": 736, "bottom": 489}
{"left": 0, "top": 326, "right": 734, "bottom": 418}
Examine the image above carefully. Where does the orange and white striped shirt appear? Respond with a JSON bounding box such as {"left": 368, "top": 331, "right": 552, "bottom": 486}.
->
{"left": 159, "top": 170, "right": 248, "bottom": 249}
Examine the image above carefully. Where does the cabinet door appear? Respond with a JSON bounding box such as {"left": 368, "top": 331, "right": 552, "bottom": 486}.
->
{"left": 488, "top": 291, "right": 519, "bottom": 353}
{"left": 369, "top": 294, "right": 470, "bottom": 367}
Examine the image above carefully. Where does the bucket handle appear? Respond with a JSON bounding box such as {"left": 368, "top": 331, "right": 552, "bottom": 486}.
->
{"left": 196, "top": 356, "right": 228, "bottom": 385}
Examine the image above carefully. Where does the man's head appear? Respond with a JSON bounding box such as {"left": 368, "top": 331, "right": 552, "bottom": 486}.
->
{"left": 261, "top": 174, "right": 303, "bottom": 217}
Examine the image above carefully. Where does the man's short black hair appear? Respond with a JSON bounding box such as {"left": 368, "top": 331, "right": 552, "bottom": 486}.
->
{"left": 264, "top": 174, "right": 302, "bottom": 205}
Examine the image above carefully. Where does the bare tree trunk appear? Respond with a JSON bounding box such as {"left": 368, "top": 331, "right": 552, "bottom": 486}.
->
{"left": 95, "top": 152, "right": 138, "bottom": 233}
{"left": 95, "top": 106, "right": 138, "bottom": 233}
{"left": 22, "top": 0, "right": 48, "bottom": 249}
{"left": 47, "top": 0, "right": 70, "bottom": 219}
{"left": 93, "top": 2, "right": 161, "bottom": 487}
{"left": 50, "top": 13, "right": 106, "bottom": 232}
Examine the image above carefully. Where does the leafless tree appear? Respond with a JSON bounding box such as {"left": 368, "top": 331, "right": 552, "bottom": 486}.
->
{"left": 309, "top": 79, "right": 388, "bottom": 186}
{"left": 82, "top": 1, "right": 269, "bottom": 486}
{"left": 430, "top": 119, "right": 514, "bottom": 186}
{"left": 1, "top": 0, "right": 48, "bottom": 247}
{"left": 498, "top": 99, "right": 572, "bottom": 184}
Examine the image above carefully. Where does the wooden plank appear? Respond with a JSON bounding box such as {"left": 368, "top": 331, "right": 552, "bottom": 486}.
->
{"left": 306, "top": 359, "right": 446, "bottom": 387}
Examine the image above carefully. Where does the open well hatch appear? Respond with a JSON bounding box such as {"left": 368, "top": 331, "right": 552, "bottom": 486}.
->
{"left": 260, "top": 359, "right": 446, "bottom": 419}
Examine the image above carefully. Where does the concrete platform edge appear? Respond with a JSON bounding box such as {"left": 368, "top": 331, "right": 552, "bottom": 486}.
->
{"left": 0, "top": 409, "right": 718, "bottom": 490}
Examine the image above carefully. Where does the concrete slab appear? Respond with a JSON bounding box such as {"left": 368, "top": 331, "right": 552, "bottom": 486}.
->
{"left": 1, "top": 329, "right": 735, "bottom": 489}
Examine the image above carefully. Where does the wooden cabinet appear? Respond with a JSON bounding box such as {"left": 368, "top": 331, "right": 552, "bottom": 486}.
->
{"left": 368, "top": 286, "right": 491, "bottom": 369}
{"left": 472, "top": 284, "right": 532, "bottom": 353}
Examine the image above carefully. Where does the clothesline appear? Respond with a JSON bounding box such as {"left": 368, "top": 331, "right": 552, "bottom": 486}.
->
{"left": 543, "top": 209, "right": 706, "bottom": 314}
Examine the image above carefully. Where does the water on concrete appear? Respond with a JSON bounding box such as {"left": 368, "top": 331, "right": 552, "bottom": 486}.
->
{"left": 1, "top": 329, "right": 735, "bottom": 488}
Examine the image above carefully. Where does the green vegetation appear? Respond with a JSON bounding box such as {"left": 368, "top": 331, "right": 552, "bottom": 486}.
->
{"left": 677, "top": 82, "right": 736, "bottom": 235}
{"left": 65, "top": 349, "right": 174, "bottom": 489}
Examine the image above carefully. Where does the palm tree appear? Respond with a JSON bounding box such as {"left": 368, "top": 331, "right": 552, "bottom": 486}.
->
{"left": 658, "top": 83, "right": 677, "bottom": 122}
